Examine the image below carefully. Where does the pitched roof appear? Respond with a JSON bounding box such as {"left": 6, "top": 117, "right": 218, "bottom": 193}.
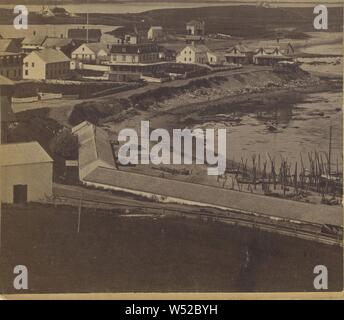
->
{"left": 0, "top": 75, "right": 14, "bottom": 86}
{"left": 181, "top": 44, "right": 209, "bottom": 54}
{"left": 72, "top": 121, "right": 116, "bottom": 179}
{"left": 22, "top": 35, "right": 47, "bottom": 46}
{"left": 187, "top": 19, "right": 204, "bottom": 26}
{"left": 83, "top": 42, "right": 109, "bottom": 53}
{"left": 0, "top": 142, "right": 53, "bottom": 167}
{"left": 30, "top": 48, "right": 70, "bottom": 64}
{"left": 0, "top": 39, "right": 21, "bottom": 53}
{"left": 149, "top": 26, "right": 163, "bottom": 30}
{"left": 42, "top": 37, "right": 74, "bottom": 48}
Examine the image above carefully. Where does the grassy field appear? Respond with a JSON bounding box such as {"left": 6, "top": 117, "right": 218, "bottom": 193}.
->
{"left": 0, "top": 203, "right": 342, "bottom": 293}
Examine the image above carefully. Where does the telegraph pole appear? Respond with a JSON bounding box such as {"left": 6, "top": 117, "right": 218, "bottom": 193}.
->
{"left": 328, "top": 124, "right": 332, "bottom": 177}
{"left": 77, "top": 191, "right": 83, "bottom": 233}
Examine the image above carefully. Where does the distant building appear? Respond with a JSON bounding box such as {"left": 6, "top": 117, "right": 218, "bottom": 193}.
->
{"left": 71, "top": 42, "right": 110, "bottom": 64}
{"left": 207, "top": 51, "right": 226, "bottom": 65}
{"left": 176, "top": 44, "right": 210, "bottom": 64}
{"left": 110, "top": 43, "right": 160, "bottom": 65}
{"left": 100, "top": 33, "right": 123, "bottom": 46}
{"left": 0, "top": 75, "right": 15, "bottom": 144}
{"left": 225, "top": 44, "right": 256, "bottom": 64}
{"left": 253, "top": 47, "right": 293, "bottom": 65}
{"left": 0, "top": 142, "right": 53, "bottom": 204}
{"left": 148, "top": 26, "right": 164, "bottom": 41}
{"left": 0, "top": 52, "right": 24, "bottom": 80}
{"left": 67, "top": 28, "right": 102, "bottom": 44}
{"left": 41, "top": 37, "right": 77, "bottom": 57}
{"left": 72, "top": 121, "right": 116, "bottom": 180}
{"left": 23, "top": 48, "right": 71, "bottom": 80}
{"left": 109, "top": 27, "right": 148, "bottom": 45}
{"left": 21, "top": 35, "right": 48, "bottom": 53}
{"left": 186, "top": 20, "right": 205, "bottom": 36}
{"left": 186, "top": 20, "right": 205, "bottom": 44}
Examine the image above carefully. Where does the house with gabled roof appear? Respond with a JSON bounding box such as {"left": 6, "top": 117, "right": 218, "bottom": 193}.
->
{"left": 225, "top": 44, "right": 256, "bottom": 64}
{"left": 0, "top": 141, "right": 53, "bottom": 204}
{"left": 253, "top": 47, "right": 293, "bottom": 65}
{"left": 71, "top": 42, "right": 110, "bottom": 64}
{"left": 176, "top": 44, "right": 210, "bottom": 65}
{"left": 21, "top": 35, "right": 48, "bottom": 53}
{"left": 42, "top": 37, "right": 77, "bottom": 57}
{"left": 23, "top": 48, "right": 71, "bottom": 80}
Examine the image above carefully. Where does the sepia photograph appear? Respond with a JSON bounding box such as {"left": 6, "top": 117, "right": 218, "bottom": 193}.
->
{"left": 0, "top": 0, "right": 343, "bottom": 299}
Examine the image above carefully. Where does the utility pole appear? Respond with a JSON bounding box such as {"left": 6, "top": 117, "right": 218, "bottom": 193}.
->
{"left": 77, "top": 191, "right": 83, "bottom": 233}
{"left": 328, "top": 124, "right": 332, "bottom": 177}
{"left": 86, "top": 0, "right": 89, "bottom": 44}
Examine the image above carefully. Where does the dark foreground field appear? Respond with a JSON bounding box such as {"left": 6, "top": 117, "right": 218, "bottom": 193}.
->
{"left": 0, "top": 203, "right": 342, "bottom": 293}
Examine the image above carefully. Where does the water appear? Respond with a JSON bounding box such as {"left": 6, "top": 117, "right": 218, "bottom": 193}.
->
{"left": 190, "top": 91, "right": 343, "bottom": 170}
{"left": 0, "top": 24, "right": 118, "bottom": 38}
{"left": 0, "top": 1, "right": 342, "bottom": 14}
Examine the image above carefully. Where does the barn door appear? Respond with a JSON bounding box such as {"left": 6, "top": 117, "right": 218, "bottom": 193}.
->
{"left": 13, "top": 185, "right": 28, "bottom": 203}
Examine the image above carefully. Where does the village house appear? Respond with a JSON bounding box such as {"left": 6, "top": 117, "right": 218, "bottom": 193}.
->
{"left": 176, "top": 44, "right": 210, "bottom": 64}
{"left": 0, "top": 39, "right": 24, "bottom": 80}
{"left": 253, "top": 47, "right": 293, "bottom": 65}
{"left": 100, "top": 33, "right": 123, "bottom": 46}
{"left": 0, "top": 52, "right": 24, "bottom": 80}
{"left": 0, "top": 141, "right": 53, "bottom": 204}
{"left": 67, "top": 28, "right": 102, "bottom": 44}
{"left": 207, "top": 51, "right": 226, "bottom": 65}
{"left": 225, "top": 44, "right": 256, "bottom": 64}
{"left": 148, "top": 26, "right": 164, "bottom": 41}
{"left": 110, "top": 43, "right": 161, "bottom": 65}
{"left": 71, "top": 42, "right": 110, "bottom": 64}
{"left": 23, "top": 48, "right": 71, "bottom": 80}
{"left": 41, "top": 37, "right": 77, "bottom": 57}
{"left": 186, "top": 20, "right": 205, "bottom": 36}
{"left": 186, "top": 20, "right": 205, "bottom": 44}
{"left": 107, "top": 27, "right": 148, "bottom": 45}
{"left": 21, "top": 35, "right": 48, "bottom": 53}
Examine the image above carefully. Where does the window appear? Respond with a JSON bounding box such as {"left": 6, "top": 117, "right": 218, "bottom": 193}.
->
{"left": 25, "top": 70, "right": 28, "bottom": 76}
{"left": 32, "top": 62, "right": 35, "bottom": 67}
{"left": 25, "top": 62, "right": 28, "bottom": 67}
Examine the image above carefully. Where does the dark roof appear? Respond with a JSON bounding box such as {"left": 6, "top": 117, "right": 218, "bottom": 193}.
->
{"left": 42, "top": 37, "right": 74, "bottom": 48}
{"left": 108, "top": 26, "right": 149, "bottom": 38}
{"left": 187, "top": 19, "right": 204, "bottom": 26}
{"left": 22, "top": 35, "right": 47, "bottom": 46}
{"left": 0, "top": 38, "right": 22, "bottom": 53}
{"left": 111, "top": 43, "right": 160, "bottom": 54}
{"left": 67, "top": 29, "right": 102, "bottom": 41}
{"left": 31, "top": 48, "right": 70, "bottom": 63}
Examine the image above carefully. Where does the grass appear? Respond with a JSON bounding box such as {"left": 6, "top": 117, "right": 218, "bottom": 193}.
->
{"left": 0, "top": 203, "right": 342, "bottom": 293}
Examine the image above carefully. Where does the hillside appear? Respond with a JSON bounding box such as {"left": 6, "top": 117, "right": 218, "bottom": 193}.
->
{"left": 1, "top": 5, "right": 342, "bottom": 39}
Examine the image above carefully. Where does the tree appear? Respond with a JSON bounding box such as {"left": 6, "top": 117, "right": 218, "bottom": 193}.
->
{"left": 50, "top": 128, "right": 78, "bottom": 160}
